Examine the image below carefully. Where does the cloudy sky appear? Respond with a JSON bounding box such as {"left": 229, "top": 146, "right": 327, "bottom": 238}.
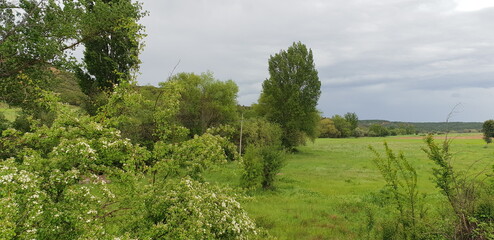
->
{"left": 136, "top": 0, "right": 494, "bottom": 122}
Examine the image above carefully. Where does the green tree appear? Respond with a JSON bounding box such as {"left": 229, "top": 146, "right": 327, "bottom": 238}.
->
{"left": 257, "top": 42, "right": 321, "bottom": 149}
{"left": 332, "top": 115, "right": 351, "bottom": 138}
{"left": 344, "top": 112, "right": 359, "bottom": 136}
{"left": 165, "top": 72, "right": 239, "bottom": 136}
{"left": 76, "top": 0, "right": 146, "bottom": 114}
{"left": 1, "top": 0, "right": 84, "bottom": 110}
{"left": 0, "top": 0, "right": 145, "bottom": 112}
{"left": 319, "top": 118, "right": 341, "bottom": 138}
{"left": 482, "top": 120, "right": 494, "bottom": 144}
{"left": 369, "top": 123, "right": 390, "bottom": 137}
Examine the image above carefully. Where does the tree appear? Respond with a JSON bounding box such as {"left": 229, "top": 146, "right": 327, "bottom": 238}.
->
{"left": 319, "top": 118, "right": 340, "bottom": 138}
{"left": 482, "top": 120, "right": 494, "bottom": 144}
{"left": 332, "top": 114, "right": 351, "bottom": 138}
{"left": 76, "top": 0, "right": 146, "bottom": 114}
{"left": 257, "top": 42, "right": 321, "bottom": 149}
{"left": 77, "top": 0, "right": 145, "bottom": 92}
{"left": 165, "top": 72, "right": 239, "bottom": 136}
{"left": 0, "top": 0, "right": 146, "bottom": 113}
{"left": 369, "top": 123, "right": 390, "bottom": 137}
{"left": 344, "top": 112, "right": 359, "bottom": 136}
{"left": 1, "top": 0, "right": 85, "bottom": 110}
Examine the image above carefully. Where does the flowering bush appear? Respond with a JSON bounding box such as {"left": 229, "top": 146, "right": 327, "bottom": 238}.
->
{"left": 0, "top": 99, "right": 265, "bottom": 239}
{"left": 0, "top": 103, "right": 149, "bottom": 239}
{"left": 137, "top": 177, "right": 260, "bottom": 240}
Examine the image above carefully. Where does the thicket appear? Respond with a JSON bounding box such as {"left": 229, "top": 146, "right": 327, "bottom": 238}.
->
{"left": 368, "top": 136, "right": 494, "bottom": 239}
{"left": 0, "top": 89, "right": 266, "bottom": 239}
{"left": 240, "top": 118, "right": 285, "bottom": 190}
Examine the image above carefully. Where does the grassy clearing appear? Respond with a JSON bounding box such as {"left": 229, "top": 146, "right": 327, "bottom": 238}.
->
{"left": 0, "top": 102, "right": 20, "bottom": 122}
{"left": 205, "top": 134, "right": 493, "bottom": 239}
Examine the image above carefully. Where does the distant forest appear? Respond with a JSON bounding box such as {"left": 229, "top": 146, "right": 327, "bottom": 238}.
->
{"left": 359, "top": 120, "right": 482, "bottom": 134}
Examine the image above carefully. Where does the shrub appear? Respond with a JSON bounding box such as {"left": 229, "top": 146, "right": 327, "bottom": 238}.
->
{"left": 136, "top": 177, "right": 261, "bottom": 239}
{"left": 241, "top": 145, "right": 285, "bottom": 189}
{"left": 240, "top": 118, "right": 282, "bottom": 154}
{"left": 369, "top": 142, "right": 427, "bottom": 239}
{"left": 423, "top": 135, "right": 494, "bottom": 239}
{"left": 152, "top": 133, "right": 235, "bottom": 181}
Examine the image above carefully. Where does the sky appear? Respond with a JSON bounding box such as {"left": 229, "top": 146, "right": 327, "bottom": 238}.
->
{"left": 136, "top": 0, "right": 494, "bottom": 122}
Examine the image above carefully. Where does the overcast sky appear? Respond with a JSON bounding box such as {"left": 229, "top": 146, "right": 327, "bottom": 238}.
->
{"left": 136, "top": 0, "right": 494, "bottom": 122}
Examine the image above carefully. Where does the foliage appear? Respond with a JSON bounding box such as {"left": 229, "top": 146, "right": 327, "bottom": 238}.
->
{"left": 423, "top": 135, "right": 494, "bottom": 239}
{"left": 135, "top": 177, "right": 260, "bottom": 239}
{"left": 51, "top": 70, "right": 87, "bottom": 106}
{"left": 0, "top": 113, "right": 10, "bottom": 132}
{"left": 332, "top": 114, "right": 352, "bottom": 138}
{"left": 240, "top": 118, "right": 282, "bottom": 154}
{"left": 241, "top": 145, "right": 285, "bottom": 190}
{"left": 76, "top": 0, "right": 146, "bottom": 115}
{"left": 360, "top": 120, "right": 476, "bottom": 134}
{"left": 165, "top": 72, "right": 239, "bottom": 136}
{"left": 0, "top": 0, "right": 145, "bottom": 113}
{"left": 98, "top": 83, "right": 155, "bottom": 147}
{"left": 344, "top": 112, "right": 359, "bottom": 136}
{"left": 206, "top": 124, "right": 240, "bottom": 162}
{"left": 76, "top": 0, "right": 145, "bottom": 93}
{"left": 0, "top": 97, "right": 263, "bottom": 239}
{"left": 96, "top": 81, "right": 188, "bottom": 147}
{"left": 257, "top": 42, "right": 321, "bottom": 149}
{"left": 318, "top": 117, "right": 341, "bottom": 138}
{"left": 482, "top": 120, "right": 494, "bottom": 144}
{"left": 369, "top": 142, "right": 426, "bottom": 239}
{"left": 239, "top": 118, "right": 284, "bottom": 190}
{"left": 152, "top": 133, "right": 237, "bottom": 181}
{"left": 368, "top": 123, "right": 390, "bottom": 137}
{"left": 153, "top": 80, "right": 189, "bottom": 143}
{"left": 0, "top": 102, "right": 149, "bottom": 239}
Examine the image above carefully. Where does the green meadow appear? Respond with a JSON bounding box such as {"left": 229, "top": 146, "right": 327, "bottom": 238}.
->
{"left": 206, "top": 134, "right": 494, "bottom": 239}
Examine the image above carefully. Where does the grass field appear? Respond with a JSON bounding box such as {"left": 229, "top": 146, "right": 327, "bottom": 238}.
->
{"left": 205, "top": 134, "right": 494, "bottom": 239}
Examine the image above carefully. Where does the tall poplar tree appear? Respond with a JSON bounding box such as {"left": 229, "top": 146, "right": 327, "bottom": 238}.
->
{"left": 76, "top": 0, "right": 145, "bottom": 114}
{"left": 257, "top": 42, "right": 321, "bottom": 149}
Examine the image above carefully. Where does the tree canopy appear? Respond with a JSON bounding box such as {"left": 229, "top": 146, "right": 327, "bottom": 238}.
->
{"left": 257, "top": 41, "right": 321, "bottom": 149}
{"left": 0, "top": 0, "right": 145, "bottom": 113}
{"left": 77, "top": 0, "right": 146, "bottom": 95}
{"left": 482, "top": 120, "right": 494, "bottom": 144}
{"left": 165, "top": 72, "right": 239, "bottom": 136}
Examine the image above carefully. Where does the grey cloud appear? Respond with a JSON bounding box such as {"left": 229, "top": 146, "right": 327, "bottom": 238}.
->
{"left": 137, "top": 0, "right": 494, "bottom": 121}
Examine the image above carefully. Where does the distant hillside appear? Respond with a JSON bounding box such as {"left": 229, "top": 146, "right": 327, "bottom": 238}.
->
{"left": 359, "top": 120, "right": 482, "bottom": 133}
